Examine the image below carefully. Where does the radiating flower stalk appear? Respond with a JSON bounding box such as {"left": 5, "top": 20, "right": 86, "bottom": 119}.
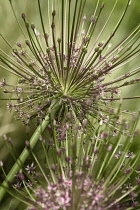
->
{"left": 0, "top": 0, "right": 140, "bottom": 208}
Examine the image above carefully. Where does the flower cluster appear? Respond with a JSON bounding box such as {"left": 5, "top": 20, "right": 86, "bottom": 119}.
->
{"left": 27, "top": 178, "right": 130, "bottom": 210}
{"left": 0, "top": 0, "right": 140, "bottom": 126}
{"left": 5, "top": 116, "right": 140, "bottom": 209}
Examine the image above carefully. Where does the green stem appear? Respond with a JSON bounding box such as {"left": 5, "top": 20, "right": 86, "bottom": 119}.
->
{"left": 0, "top": 100, "right": 61, "bottom": 202}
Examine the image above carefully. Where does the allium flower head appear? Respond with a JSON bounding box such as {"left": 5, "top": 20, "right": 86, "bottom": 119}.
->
{"left": 0, "top": 0, "right": 140, "bottom": 125}
{"left": 3, "top": 116, "right": 140, "bottom": 209}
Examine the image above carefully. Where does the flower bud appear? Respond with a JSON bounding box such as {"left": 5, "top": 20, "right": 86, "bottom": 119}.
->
{"left": 21, "top": 13, "right": 26, "bottom": 20}
{"left": 52, "top": 10, "right": 56, "bottom": 17}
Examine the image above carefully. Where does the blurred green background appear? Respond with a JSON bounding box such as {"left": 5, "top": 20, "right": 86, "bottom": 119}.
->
{"left": 0, "top": 0, "right": 140, "bottom": 209}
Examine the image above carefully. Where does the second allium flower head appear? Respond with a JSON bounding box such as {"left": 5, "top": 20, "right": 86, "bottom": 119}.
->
{"left": 0, "top": 0, "right": 140, "bottom": 126}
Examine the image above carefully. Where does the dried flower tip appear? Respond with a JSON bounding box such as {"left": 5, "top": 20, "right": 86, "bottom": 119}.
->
{"left": 25, "top": 140, "right": 30, "bottom": 150}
